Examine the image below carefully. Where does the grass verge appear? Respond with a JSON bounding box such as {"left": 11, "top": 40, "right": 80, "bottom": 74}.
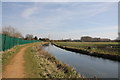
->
{"left": 2, "top": 43, "right": 34, "bottom": 71}
{"left": 24, "top": 42, "right": 81, "bottom": 78}
{"left": 2, "top": 45, "right": 25, "bottom": 71}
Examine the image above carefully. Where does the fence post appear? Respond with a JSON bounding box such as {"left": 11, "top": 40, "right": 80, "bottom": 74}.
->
{"left": 3, "top": 34, "right": 6, "bottom": 51}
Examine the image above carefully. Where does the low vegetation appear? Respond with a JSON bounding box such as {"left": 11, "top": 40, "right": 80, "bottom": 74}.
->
{"left": 2, "top": 44, "right": 25, "bottom": 70}
{"left": 24, "top": 42, "right": 81, "bottom": 78}
{"left": 54, "top": 42, "right": 120, "bottom": 56}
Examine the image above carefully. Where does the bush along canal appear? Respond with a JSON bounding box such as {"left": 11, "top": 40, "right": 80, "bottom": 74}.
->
{"left": 44, "top": 43, "right": 119, "bottom": 78}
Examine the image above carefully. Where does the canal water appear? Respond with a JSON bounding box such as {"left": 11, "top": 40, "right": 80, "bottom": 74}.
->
{"left": 44, "top": 44, "right": 119, "bottom": 78}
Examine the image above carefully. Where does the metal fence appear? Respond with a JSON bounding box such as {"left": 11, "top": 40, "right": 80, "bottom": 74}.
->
{"left": 0, "top": 34, "right": 42, "bottom": 51}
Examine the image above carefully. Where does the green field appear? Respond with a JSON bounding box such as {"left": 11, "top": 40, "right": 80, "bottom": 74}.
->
{"left": 55, "top": 42, "right": 120, "bottom": 56}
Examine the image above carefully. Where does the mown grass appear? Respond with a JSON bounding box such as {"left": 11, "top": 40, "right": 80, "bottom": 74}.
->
{"left": 55, "top": 42, "right": 120, "bottom": 56}
{"left": 24, "top": 43, "right": 81, "bottom": 78}
{"left": 24, "top": 45, "right": 40, "bottom": 78}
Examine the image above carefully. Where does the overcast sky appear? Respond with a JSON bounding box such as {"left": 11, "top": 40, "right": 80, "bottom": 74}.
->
{"left": 2, "top": 2, "right": 118, "bottom": 40}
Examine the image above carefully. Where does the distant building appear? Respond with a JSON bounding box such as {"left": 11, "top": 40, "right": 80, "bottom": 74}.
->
{"left": 81, "top": 36, "right": 111, "bottom": 42}
{"left": 81, "top": 36, "right": 92, "bottom": 42}
{"left": 92, "top": 38, "right": 101, "bottom": 42}
{"left": 100, "top": 38, "right": 111, "bottom": 42}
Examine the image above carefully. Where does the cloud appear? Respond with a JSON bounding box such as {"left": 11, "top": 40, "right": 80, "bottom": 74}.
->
{"left": 21, "top": 7, "right": 38, "bottom": 19}
{"left": 21, "top": 2, "right": 116, "bottom": 21}
{"left": 19, "top": 2, "right": 117, "bottom": 39}
{"left": 88, "top": 3, "right": 116, "bottom": 17}
{"left": 3, "top": 2, "right": 117, "bottom": 40}
{"left": 34, "top": 2, "right": 116, "bottom": 28}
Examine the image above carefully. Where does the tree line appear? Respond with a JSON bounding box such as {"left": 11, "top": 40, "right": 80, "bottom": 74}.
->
{"left": 2, "top": 26, "right": 50, "bottom": 41}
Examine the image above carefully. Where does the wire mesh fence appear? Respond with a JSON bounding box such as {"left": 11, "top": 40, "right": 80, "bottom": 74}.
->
{"left": 0, "top": 34, "right": 42, "bottom": 51}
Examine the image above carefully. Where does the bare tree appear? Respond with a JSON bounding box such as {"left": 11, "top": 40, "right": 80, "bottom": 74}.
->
{"left": 14, "top": 32, "right": 23, "bottom": 38}
{"left": 25, "top": 34, "right": 33, "bottom": 40}
{"left": 2, "top": 26, "right": 23, "bottom": 38}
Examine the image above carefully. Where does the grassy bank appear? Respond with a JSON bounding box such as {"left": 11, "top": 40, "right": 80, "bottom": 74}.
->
{"left": 53, "top": 42, "right": 120, "bottom": 61}
{"left": 24, "top": 42, "right": 81, "bottom": 78}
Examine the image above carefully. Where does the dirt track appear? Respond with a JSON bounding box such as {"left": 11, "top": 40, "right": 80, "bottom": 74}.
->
{"left": 2, "top": 45, "right": 30, "bottom": 78}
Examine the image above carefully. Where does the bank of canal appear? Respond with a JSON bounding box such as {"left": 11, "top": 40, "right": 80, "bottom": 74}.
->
{"left": 44, "top": 44, "right": 119, "bottom": 78}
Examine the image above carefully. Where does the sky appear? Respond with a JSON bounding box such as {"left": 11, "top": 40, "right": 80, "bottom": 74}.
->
{"left": 2, "top": 0, "right": 120, "bottom": 2}
{"left": 2, "top": 2, "right": 118, "bottom": 40}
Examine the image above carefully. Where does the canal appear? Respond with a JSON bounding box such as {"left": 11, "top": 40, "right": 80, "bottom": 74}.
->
{"left": 44, "top": 44, "right": 119, "bottom": 78}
